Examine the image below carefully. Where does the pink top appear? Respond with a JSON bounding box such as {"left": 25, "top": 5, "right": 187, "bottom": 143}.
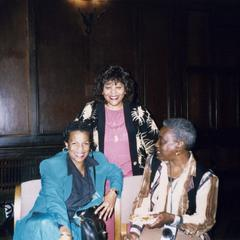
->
{"left": 104, "top": 107, "right": 133, "bottom": 177}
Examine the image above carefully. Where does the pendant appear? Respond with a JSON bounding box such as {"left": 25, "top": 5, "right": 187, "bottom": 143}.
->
{"left": 114, "top": 135, "right": 119, "bottom": 142}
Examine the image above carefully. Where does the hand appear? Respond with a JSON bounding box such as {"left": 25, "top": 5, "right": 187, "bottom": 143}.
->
{"left": 145, "top": 212, "right": 174, "bottom": 229}
{"left": 95, "top": 189, "right": 117, "bottom": 221}
{"left": 59, "top": 225, "right": 72, "bottom": 240}
{"left": 124, "top": 233, "right": 139, "bottom": 240}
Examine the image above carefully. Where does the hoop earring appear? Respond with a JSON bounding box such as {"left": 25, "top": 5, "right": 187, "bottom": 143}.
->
{"left": 89, "top": 149, "right": 93, "bottom": 156}
{"left": 62, "top": 147, "right": 68, "bottom": 152}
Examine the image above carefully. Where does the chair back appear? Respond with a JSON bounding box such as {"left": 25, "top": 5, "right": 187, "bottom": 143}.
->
{"left": 114, "top": 175, "right": 143, "bottom": 240}
{"left": 15, "top": 176, "right": 143, "bottom": 239}
{"left": 14, "top": 179, "right": 41, "bottom": 226}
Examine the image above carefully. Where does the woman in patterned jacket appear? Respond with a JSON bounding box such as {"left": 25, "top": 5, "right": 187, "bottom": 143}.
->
{"left": 75, "top": 65, "right": 159, "bottom": 176}
{"left": 74, "top": 65, "right": 159, "bottom": 240}
{"left": 126, "top": 118, "right": 219, "bottom": 240}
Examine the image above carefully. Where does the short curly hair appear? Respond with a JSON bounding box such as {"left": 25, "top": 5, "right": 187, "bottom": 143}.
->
{"left": 63, "top": 121, "right": 96, "bottom": 150}
{"left": 163, "top": 118, "right": 197, "bottom": 150}
{"left": 93, "top": 65, "right": 137, "bottom": 103}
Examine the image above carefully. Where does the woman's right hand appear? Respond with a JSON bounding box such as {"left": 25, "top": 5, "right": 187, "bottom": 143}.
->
{"left": 146, "top": 212, "right": 174, "bottom": 229}
{"left": 59, "top": 225, "right": 72, "bottom": 240}
{"left": 95, "top": 189, "right": 117, "bottom": 221}
{"left": 124, "top": 233, "right": 139, "bottom": 240}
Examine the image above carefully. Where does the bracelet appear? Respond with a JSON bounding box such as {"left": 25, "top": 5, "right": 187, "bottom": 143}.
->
{"left": 60, "top": 231, "right": 72, "bottom": 237}
{"left": 170, "top": 215, "right": 183, "bottom": 227}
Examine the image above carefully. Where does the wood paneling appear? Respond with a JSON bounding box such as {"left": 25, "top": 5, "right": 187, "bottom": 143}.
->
{"left": 0, "top": 0, "right": 239, "bottom": 212}
{"left": 36, "top": 0, "right": 89, "bottom": 134}
{"left": 0, "top": 2, "right": 239, "bottom": 239}
{"left": 141, "top": 5, "right": 170, "bottom": 125}
{"left": 0, "top": 0, "right": 30, "bottom": 136}
{"left": 186, "top": 11, "right": 211, "bottom": 66}
{"left": 185, "top": 72, "right": 214, "bottom": 129}
{"left": 216, "top": 72, "right": 239, "bottom": 128}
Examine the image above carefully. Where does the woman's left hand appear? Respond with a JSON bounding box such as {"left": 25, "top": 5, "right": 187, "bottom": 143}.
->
{"left": 145, "top": 212, "right": 175, "bottom": 229}
{"left": 59, "top": 225, "right": 72, "bottom": 240}
{"left": 95, "top": 189, "right": 117, "bottom": 221}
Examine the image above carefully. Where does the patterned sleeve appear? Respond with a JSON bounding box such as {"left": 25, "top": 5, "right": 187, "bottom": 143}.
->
{"left": 181, "top": 172, "right": 219, "bottom": 236}
{"left": 133, "top": 105, "right": 159, "bottom": 156}
{"left": 142, "top": 106, "right": 159, "bottom": 148}
{"left": 74, "top": 101, "right": 95, "bottom": 123}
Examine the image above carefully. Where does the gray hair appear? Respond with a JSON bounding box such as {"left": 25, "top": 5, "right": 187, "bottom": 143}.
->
{"left": 163, "top": 118, "right": 197, "bottom": 150}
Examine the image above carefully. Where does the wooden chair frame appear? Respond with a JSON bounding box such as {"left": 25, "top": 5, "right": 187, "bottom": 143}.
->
{"left": 114, "top": 175, "right": 143, "bottom": 240}
{"left": 14, "top": 184, "right": 21, "bottom": 228}
{"left": 14, "top": 176, "right": 143, "bottom": 240}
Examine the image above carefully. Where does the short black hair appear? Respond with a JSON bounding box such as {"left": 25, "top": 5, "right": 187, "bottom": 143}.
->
{"left": 93, "top": 65, "right": 137, "bottom": 103}
{"left": 63, "top": 121, "right": 95, "bottom": 150}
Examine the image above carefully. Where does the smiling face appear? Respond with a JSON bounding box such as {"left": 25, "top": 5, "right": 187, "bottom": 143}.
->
{"left": 64, "top": 130, "right": 90, "bottom": 167}
{"left": 155, "top": 127, "right": 179, "bottom": 161}
{"left": 102, "top": 80, "right": 126, "bottom": 110}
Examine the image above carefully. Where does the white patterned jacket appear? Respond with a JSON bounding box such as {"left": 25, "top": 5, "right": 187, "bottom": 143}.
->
{"left": 130, "top": 153, "right": 219, "bottom": 239}
{"left": 74, "top": 101, "right": 159, "bottom": 175}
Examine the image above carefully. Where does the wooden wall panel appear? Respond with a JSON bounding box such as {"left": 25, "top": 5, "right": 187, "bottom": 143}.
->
{"left": 141, "top": 6, "right": 170, "bottom": 126}
{"left": 37, "top": 1, "right": 140, "bottom": 134}
{"left": 213, "top": 8, "right": 240, "bottom": 67}
{"left": 87, "top": 2, "right": 140, "bottom": 103}
{"left": 183, "top": 7, "right": 240, "bottom": 130}
{"left": 185, "top": 73, "right": 214, "bottom": 129}
{"left": 0, "top": 1, "right": 239, "bottom": 222}
{"left": 90, "top": 3, "right": 138, "bottom": 68}
{"left": 216, "top": 73, "right": 239, "bottom": 128}
{"left": 212, "top": 8, "right": 240, "bottom": 129}
{"left": 36, "top": 0, "right": 89, "bottom": 134}
{"left": 186, "top": 11, "right": 211, "bottom": 66}
{"left": 0, "top": 0, "right": 30, "bottom": 136}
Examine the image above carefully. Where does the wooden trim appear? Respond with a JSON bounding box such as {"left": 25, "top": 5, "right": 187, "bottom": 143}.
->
{"left": 14, "top": 184, "right": 22, "bottom": 228}
{"left": 114, "top": 198, "right": 121, "bottom": 240}
{"left": 121, "top": 223, "right": 128, "bottom": 239}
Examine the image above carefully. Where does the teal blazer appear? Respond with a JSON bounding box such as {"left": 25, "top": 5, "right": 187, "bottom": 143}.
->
{"left": 13, "top": 151, "right": 123, "bottom": 240}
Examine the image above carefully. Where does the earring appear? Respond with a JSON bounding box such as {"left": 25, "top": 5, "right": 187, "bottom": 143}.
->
{"left": 62, "top": 147, "right": 68, "bottom": 152}
{"left": 175, "top": 151, "right": 180, "bottom": 156}
{"left": 90, "top": 149, "right": 94, "bottom": 156}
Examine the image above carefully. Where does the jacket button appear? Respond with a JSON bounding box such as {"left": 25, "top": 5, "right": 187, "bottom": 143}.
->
{"left": 133, "top": 161, "right": 137, "bottom": 166}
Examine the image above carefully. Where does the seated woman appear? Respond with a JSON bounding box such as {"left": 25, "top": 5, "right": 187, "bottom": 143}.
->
{"left": 13, "top": 121, "right": 123, "bottom": 240}
{"left": 126, "top": 118, "right": 218, "bottom": 240}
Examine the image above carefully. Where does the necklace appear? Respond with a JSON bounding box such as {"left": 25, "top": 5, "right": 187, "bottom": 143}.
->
{"left": 105, "top": 107, "right": 125, "bottom": 143}
{"left": 168, "top": 163, "right": 183, "bottom": 213}
{"left": 168, "top": 157, "right": 190, "bottom": 213}
{"left": 169, "top": 176, "right": 180, "bottom": 213}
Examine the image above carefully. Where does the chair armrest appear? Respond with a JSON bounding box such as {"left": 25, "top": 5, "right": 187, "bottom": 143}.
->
{"left": 114, "top": 198, "right": 121, "bottom": 240}
{"left": 14, "top": 184, "right": 21, "bottom": 228}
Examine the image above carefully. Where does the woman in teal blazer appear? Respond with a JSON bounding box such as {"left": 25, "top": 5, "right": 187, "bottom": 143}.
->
{"left": 13, "top": 122, "right": 123, "bottom": 240}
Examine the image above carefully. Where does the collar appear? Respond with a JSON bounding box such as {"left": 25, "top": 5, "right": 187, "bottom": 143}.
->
{"left": 85, "top": 155, "right": 99, "bottom": 168}
{"left": 159, "top": 151, "right": 197, "bottom": 177}
{"left": 67, "top": 154, "right": 99, "bottom": 175}
{"left": 187, "top": 151, "right": 197, "bottom": 177}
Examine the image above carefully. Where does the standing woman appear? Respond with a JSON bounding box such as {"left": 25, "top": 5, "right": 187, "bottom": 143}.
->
{"left": 75, "top": 65, "right": 159, "bottom": 176}
{"left": 74, "top": 65, "right": 159, "bottom": 239}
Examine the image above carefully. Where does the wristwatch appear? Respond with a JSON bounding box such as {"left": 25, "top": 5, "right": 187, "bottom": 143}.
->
{"left": 110, "top": 188, "right": 118, "bottom": 195}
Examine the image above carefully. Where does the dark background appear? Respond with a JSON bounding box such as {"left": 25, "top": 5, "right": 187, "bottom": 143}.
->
{"left": 0, "top": 0, "right": 239, "bottom": 239}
